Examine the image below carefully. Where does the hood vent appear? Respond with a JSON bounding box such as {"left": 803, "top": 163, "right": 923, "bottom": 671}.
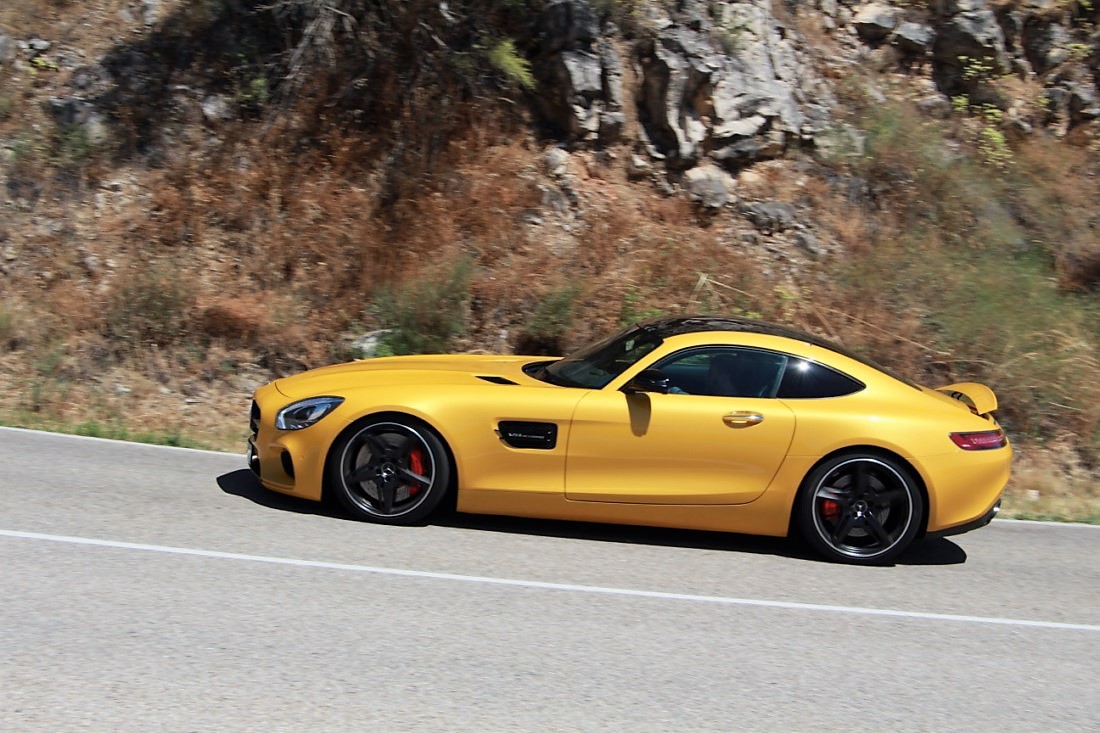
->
{"left": 477, "top": 375, "right": 518, "bottom": 385}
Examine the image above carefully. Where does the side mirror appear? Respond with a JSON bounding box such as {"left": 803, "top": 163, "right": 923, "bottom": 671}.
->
{"left": 624, "top": 369, "right": 671, "bottom": 394}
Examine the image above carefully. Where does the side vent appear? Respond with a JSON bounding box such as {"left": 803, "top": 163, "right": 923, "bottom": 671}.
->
{"left": 478, "top": 375, "right": 519, "bottom": 385}
{"left": 498, "top": 421, "right": 558, "bottom": 450}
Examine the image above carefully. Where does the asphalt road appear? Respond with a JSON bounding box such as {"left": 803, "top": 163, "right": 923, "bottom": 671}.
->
{"left": 2, "top": 427, "right": 1098, "bottom": 732}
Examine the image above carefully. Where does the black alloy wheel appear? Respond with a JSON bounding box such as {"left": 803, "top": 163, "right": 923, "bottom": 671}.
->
{"left": 329, "top": 418, "right": 451, "bottom": 525}
{"left": 797, "top": 453, "right": 923, "bottom": 565}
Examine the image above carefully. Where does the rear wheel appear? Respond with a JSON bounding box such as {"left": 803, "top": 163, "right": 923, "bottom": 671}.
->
{"left": 797, "top": 453, "right": 923, "bottom": 565}
{"left": 328, "top": 417, "right": 451, "bottom": 525}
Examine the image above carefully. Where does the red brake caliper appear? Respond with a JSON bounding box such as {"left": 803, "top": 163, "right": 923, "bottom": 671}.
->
{"left": 407, "top": 448, "right": 426, "bottom": 496}
{"left": 821, "top": 499, "right": 840, "bottom": 523}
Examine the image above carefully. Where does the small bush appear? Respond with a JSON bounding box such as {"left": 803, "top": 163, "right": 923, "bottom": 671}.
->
{"left": 0, "top": 303, "right": 16, "bottom": 350}
{"left": 103, "top": 268, "right": 194, "bottom": 351}
{"left": 487, "top": 38, "right": 535, "bottom": 91}
{"left": 516, "top": 285, "right": 581, "bottom": 355}
{"left": 196, "top": 294, "right": 268, "bottom": 345}
{"left": 53, "top": 124, "right": 103, "bottom": 170}
{"left": 373, "top": 257, "right": 473, "bottom": 355}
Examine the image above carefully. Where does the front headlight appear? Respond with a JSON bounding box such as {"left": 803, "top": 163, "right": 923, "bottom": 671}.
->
{"left": 275, "top": 396, "right": 345, "bottom": 431}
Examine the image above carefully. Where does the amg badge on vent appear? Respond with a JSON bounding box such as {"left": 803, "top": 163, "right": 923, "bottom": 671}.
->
{"left": 498, "top": 421, "right": 558, "bottom": 450}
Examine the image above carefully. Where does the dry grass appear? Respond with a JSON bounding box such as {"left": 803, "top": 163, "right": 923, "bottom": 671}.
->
{"left": 1013, "top": 137, "right": 1100, "bottom": 292}
{"left": 1006, "top": 438, "right": 1100, "bottom": 523}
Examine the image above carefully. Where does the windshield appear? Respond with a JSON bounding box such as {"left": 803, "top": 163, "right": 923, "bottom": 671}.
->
{"left": 537, "top": 325, "right": 663, "bottom": 389}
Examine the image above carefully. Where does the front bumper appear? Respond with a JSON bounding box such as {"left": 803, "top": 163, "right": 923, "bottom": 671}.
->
{"left": 247, "top": 387, "right": 334, "bottom": 502}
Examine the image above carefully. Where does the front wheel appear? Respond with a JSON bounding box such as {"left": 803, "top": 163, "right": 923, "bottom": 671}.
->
{"left": 796, "top": 453, "right": 924, "bottom": 565}
{"left": 328, "top": 417, "right": 452, "bottom": 525}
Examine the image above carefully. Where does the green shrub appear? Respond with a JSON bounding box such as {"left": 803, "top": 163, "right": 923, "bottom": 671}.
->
{"left": 0, "top": 303, "right": 15, "bottom": 349}
{"left": 517, "top": 285, "right": 581, "bottom": 354}
{"left": 487, "top": 39, "right": 535, "bottom": 91}
{"left": 620, "top": 287, "right": 666, "bottom": 326}
{"left": 103, "top": 268, "right": 193, "bottom": 351}
{"left": 54, "top": 124, "right": 102, "bottom": 170}
{"left": 373, "top": 257, "right": 473, "bottom": 355}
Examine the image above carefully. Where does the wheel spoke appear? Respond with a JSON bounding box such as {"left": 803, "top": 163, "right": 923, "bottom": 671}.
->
{"left": 853, "top": 463, "right": 872, "bottom": 495}
{"left": 874, "top": 485, "right": 906, "bottom": 505}
{"left": 380, "top": 482, "right": 396, "bottom": 514}
{"left": 399, "top": 466, "right": 429, "bottom": 485}
{"left": 390, "top": 434, "right": 414, "bottom": 460}
{"left": 362, "top": 432, "right": 388, "bottom": 458}
{"left": 818, "top": 485, "right": 849, "bottom": 503}
{"left": 865, "top": 513, "right": 894, "bottom": 547}
{"left": 832, "top": 511, "right": 857, "bottom": 545}
{"left": 346, "top": 464, "right": 374, "bottom": 485}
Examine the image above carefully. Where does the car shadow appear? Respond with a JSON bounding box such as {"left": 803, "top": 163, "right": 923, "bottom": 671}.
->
{"left": 897, "top": 536, "right": 968, "bottom": 566}
{"left": 217, "top": 469, "right": 967, "bottom": 566}
{"left": 217, "top": 468, "right": 344, "bottom": 518}
{"left": 438, "top": 513, "right": 968, "bottom": 566}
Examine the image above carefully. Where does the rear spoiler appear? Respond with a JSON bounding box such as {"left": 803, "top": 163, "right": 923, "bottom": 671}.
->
{"left": 936, "top": 382, "right": 998, "bottom": 416}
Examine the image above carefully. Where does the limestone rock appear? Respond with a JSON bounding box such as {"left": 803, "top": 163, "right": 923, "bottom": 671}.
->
{"left": 894, "top": 22, "right": 935, "bottom": 55}
{"left": 533, "top": 0, "right": 624, "bottom": 144}
{"left": 683, "top": 164, "right": 735, "bottom": 209}
{"left": 852, "top": 3, "right": 899, "bottom": 44}
{"left": 637, "top": 0, "right": 831, "bottom": 170}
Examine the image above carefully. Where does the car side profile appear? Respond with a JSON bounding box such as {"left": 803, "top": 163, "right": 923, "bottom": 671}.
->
{"left": 248, "top": 316, "right": 1011, "bottom": 564}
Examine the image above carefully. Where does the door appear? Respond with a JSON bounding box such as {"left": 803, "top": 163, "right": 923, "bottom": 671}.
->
{"left": 564, "top": 347, "right": 797, "bottom": 505}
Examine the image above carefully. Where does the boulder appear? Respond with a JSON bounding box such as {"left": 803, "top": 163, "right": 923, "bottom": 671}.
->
{"left": 683, "top": 164, "right": 734, "bottom": 209}
{"left": 741, "top": 201, "right": 797, "bottom": 234}
{"left": 536, "top": 0, "right": 599, "bottom": 55}
{"left": 1067, "top": 83, "right": 1100, "bottom": 123}
{"left": 1022, "top": 20, "right": 1070, "bottom": 74}
{"left": 894, "top": 22, "right": 935, "bottom": 55}
{"left": 637, "top": 0, "right": 830, "bottom": 169}
{"left": 533, "top": 0, "right": 625, "bottom": 144}
{"left": 933, "top": 11, "right": 1010, "bottom": 75}
{"left": 852, "top": 3, "right": 898, "bottom": 44}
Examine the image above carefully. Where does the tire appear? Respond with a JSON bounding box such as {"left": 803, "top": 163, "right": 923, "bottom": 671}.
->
{"left": 796, "top": 453, "right": 923, "bottom": 565}
{"left": 327, "top": 417, "right": 452, "bottom": 525}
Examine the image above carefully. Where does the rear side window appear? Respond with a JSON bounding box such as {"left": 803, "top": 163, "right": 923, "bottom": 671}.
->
{"left": 777, "top": 358, "right": 863, "bottom": 399}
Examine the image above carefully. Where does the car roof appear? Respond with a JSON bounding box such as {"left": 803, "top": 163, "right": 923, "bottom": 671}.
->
{"left": 638, "top": 315, "right": 828, "bottom": 344}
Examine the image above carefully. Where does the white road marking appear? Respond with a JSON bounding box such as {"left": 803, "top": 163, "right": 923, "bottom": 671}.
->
{"left": 3, "top": 528, "right": 1098, "bottom": 633}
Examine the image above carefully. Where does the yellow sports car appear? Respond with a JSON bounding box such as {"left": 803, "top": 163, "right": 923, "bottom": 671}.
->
{"left": 248, "top": 316, "right": 1010, "bottom": 564}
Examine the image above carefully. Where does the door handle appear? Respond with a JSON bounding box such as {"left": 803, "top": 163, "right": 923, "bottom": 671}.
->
{"left": 723, "top": 411, "right": 764, "bottom": 427}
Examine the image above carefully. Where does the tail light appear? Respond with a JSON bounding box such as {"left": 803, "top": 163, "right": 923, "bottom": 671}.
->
{"left": 950, "top": 429, "right": 1007, "bottom": 451}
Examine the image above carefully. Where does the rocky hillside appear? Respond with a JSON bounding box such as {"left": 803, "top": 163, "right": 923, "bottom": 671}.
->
{"left": 1, "top": 0, "right": 1098, "bottom": 518}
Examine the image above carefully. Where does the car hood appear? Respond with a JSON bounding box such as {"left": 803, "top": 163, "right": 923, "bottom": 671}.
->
{"left": 272, "top": 354, "right": 553, "bottom": 400}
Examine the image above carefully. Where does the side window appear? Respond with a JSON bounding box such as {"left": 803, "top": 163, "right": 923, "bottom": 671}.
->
{"left": 777, "top": 358, "right": 864, "bottom": 398}
{"left": 655, "top": 348, "right": 789, "bottom": 398}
